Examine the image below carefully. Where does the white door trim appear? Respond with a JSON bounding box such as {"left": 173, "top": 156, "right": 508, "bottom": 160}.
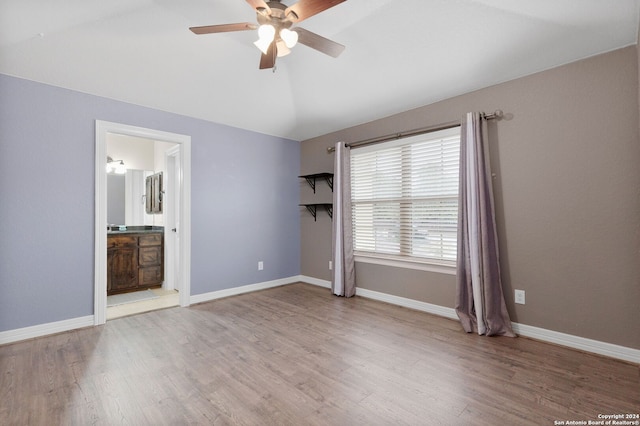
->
{"left": 95, "top": 121, "right": 192, "bottom": 325}
{"left": 164, "top": 145, "right": 181, "bottom": 292}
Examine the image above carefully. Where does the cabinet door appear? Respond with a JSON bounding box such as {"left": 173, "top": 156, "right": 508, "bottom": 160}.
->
{"left": 139, "top": 246, "right": 161, "bottom": 266}
{"left": 145, "top": 176, "right": 152, "bottom": 214}
{"left": 107, "top": 249, "right": 114, "bottom": 292}
{"left": 109, "top": 247, "right": 138, "bottom": 291}
{"left": 139, "top": 266, "right": 163, "bottom": 286}
{"left": 152, "top": 173, "right": 162, "bottom": 213}
{"left": 139, "top": 233, "right": 162, "bottom": 247}
{"left": 145, "top": 172, "right": 163, "bottom": 214}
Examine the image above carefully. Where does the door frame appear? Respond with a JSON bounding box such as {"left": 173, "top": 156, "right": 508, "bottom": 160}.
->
{"left": 164, "top": 145, "right": 180, "bottom": 292}
{"left": 94, "top": 120, "right": 192, "bottom": 325}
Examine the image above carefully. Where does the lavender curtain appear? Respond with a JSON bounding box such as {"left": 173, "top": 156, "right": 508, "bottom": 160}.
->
{"left": 456, "top": 112, "right": 515, "bottom": 337}
{"left": 332, "top": 142, "right": 356, "bottom": 297}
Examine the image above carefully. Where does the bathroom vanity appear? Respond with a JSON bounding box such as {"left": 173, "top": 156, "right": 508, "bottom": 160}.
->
{"left": 107, "top": 227, "right": 164, "bottom": 295}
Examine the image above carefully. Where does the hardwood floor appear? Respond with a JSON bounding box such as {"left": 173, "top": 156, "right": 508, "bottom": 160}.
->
{"left": 1, "top": 283, "right": 638, "bottom": 425}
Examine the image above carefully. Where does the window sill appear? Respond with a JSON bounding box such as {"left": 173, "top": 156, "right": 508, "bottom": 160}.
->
{"left": 354, "top": 254, "right": 456, "bottom": 275}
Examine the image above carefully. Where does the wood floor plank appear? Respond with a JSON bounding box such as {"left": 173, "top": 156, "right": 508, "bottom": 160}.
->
{"left": 1, "top": 283, "right": 638, "bottom": 425}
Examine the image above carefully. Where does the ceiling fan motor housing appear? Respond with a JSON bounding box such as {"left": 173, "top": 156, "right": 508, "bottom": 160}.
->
{"left": 257, "top": 1, "right": 295, "bottom": 32}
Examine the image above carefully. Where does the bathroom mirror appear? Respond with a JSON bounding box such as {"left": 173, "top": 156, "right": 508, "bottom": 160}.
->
{"left": 107, "top": 174, "right": 125, "bottom": 225}
{"left": 107, "top": 169, "right": 153, "bottom": 225}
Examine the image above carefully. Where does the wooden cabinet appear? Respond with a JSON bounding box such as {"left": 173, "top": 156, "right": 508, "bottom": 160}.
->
{"left": 138, "top": 233, "right": 163, "bottom": 286}
{"left": 107, "top": 235, "right": 138, "bottom": 293}
{"left": 107, "top": 232, "right": 164, "bottom": 295}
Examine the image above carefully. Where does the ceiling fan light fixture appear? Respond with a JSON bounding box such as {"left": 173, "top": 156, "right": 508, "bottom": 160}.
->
{"left": 280, "top": 28, "right": 298, "bottom": 48}
{"left": 257, "top": 24, "right": 275, "bottom": 42}
{"left": 253, "top": 37, "right": 272, "bottom": 55}
{"left": 254, "top": 24, "right": 276, "bottom": 54}
{"left": 276, "top": 40, "right": 291, "bottom": 57}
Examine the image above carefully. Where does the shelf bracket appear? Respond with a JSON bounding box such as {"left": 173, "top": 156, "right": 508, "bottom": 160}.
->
{"left": 299, "top": 173, "right": 334, "bottom": 193}
{"left": 299, "top": 203, "right": 333, "bottom": 222}
{"left": 304, "top": 204, "right": 318, "bottom": 221}
{"left": 304, "top": 176, "right": 317, "bottom": 193}
{"left": 324, "top": 204, "right": 333, "bottom": 219}
{"left": 324, "top": 175, "right": 333, "bottom": 192}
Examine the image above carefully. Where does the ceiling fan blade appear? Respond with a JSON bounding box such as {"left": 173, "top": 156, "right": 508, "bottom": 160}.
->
{"left": 293, "top": 27, "right": 345, "bottom": 58}
{"left": 246, "top": 0, "right": 272, "bottom": 15}
{"left": 285, "top": 0, "right": 346, "bottom": 23}
{"left": 190, "top": 23, "right": 257, "bottom": 34}
{"left": 259, "top": 41, "right": 277, "bottom": 69}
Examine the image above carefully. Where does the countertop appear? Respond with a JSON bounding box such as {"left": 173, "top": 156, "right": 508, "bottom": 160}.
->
{"left": 107, "top": 226, "right": 164, "bottom": 235}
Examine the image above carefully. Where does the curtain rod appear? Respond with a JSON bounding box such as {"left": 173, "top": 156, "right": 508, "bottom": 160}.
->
{"left": 327, "top": 110, "right": 503, "bottom": 153}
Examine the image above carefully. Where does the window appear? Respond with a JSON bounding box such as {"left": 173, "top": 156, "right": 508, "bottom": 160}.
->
{"left": 350, "top": 127, "right": 460, "bottom": 267}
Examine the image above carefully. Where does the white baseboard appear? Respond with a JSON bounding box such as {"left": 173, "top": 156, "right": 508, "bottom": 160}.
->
{"left": 297, "top": 280, "right": 639, "bottom": 364}
{"left": 298, "top": 275, "right": 331, "bottom": 288}
{"left": 189, "top": 275, "right": 301, "bottom": 305}
{"left": 355, "top": 287, "right": 459, "bottom": 320}
{"left": 511, "top": 323, "right": 640, "bottom": 364}
{"left": 0, "top": 315, "right": 94, "bottom": 345}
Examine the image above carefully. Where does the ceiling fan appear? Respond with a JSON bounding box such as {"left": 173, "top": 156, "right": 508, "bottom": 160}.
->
{"left": 190, "top": 0, "right": 347, "bottom": 70}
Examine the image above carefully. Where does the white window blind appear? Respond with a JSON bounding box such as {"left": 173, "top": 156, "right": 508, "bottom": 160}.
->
{"left": 351, "top": 127, "right": 460, "bottom": 265}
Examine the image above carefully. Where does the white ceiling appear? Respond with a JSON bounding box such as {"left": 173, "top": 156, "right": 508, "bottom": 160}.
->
{"left": 1, "top": 0, "right": 638, "bottom": 141}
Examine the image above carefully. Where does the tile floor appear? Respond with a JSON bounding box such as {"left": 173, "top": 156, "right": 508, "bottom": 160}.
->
{"left": 106, "top": 288, "right": 180, "bottom": 320}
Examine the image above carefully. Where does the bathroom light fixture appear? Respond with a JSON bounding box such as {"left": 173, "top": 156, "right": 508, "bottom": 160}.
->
{"left": 106, "top": 156, "right": 126, "bottom": 174}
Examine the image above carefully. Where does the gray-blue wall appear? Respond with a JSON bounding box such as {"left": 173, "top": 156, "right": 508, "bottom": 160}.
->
{"left": 0, "top": 74, "right": 301, "bottom": 332}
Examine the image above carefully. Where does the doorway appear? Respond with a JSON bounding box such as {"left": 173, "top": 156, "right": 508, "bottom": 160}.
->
{"left": 95, "top": 121, "right": 191, "bottom": 325}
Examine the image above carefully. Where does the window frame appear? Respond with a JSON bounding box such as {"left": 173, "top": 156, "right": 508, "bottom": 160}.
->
{"left": 350, "top": 126, "right": 461, "bottom": 273}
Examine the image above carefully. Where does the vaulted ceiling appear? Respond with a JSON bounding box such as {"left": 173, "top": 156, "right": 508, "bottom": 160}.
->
{"left": 1, "top": 0, "right": 638, "bottom": 140}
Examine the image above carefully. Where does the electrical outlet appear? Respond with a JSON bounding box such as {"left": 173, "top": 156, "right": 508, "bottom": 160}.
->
{"left": 515, "top": 289, "right": 525, "bottom": 305}
{"left": 329, "top": 260, "right": 333, "bottom": 270}
{"left": 258, "top": 261, "right": 263, "bottom": 271}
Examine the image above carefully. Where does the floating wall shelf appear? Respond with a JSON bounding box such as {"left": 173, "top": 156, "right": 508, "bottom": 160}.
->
{"left": 299, "top": 173, "right": 333, "bottom": 193}
{"left": 299, "top": 203, "right": 333, "bottom": 221}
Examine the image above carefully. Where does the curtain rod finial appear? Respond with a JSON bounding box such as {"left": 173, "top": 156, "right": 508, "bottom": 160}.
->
{"left": 483, "top": 109, "right": 504, "bottom": 120}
